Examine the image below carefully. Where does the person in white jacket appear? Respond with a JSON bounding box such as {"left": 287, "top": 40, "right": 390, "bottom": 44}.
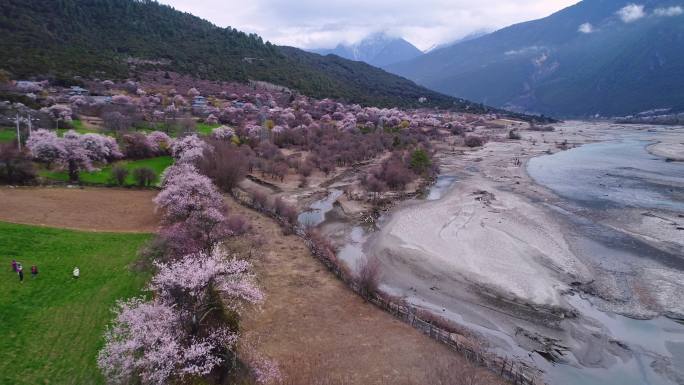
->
{"left": 73, "top": 266, "right": 80, "bottom": 279}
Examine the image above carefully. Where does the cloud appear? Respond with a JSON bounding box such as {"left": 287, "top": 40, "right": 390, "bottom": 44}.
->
{"left": 504, "top": 46, "right": 544, "bottom": 56}
{"left": 654, "top": 6, "right": 683, "bottom": 17}
{"left": 578, "top": 22, "right": 594, "bottom": 33}
{"left": 158, "top": 0, "right": 578, "bottom": 51}
{"left": 617, "top": 4, "right": 645, "bottom": 23}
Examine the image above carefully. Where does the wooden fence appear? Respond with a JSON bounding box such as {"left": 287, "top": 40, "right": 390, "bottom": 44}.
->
{"left": 232, "top": 190, "right": 544, "bottom": 385}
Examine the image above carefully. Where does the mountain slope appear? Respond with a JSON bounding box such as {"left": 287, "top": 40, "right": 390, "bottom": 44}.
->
{"left": 312, "top": 33, "right": 423, "bottom": 67}
{"left": 388, "top": 0, "right": 684, "bottom": 117}
{"left": 0, "top": 0, "right": 477, "bottom": 111}
{"left": 424, "top": 30, "right": 491, "bottom": 53}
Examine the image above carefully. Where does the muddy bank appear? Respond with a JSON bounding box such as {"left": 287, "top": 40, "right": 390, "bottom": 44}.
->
{"left": 330, "top": 122, "right": 684, "bottom": 385}
{"left": 646, "top": 128, "right": 684, "bottom": 161}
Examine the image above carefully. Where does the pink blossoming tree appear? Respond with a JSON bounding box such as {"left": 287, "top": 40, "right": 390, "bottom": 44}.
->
{"left": 146, "top": 131, "right": 173, "bottom": 155}
{"left": 211, "top": 126, "right": 235, "bottom": 140}
{"left": 170, "top": 134, "right": 209, "bottom": 164}
{"left": 155, "top": 164, "right": 225, "bottom": 223}
{"left": 98, "top": 247, "right": 263, "bottom": 385}
{"left": 26, "top": 129, "right": 121, "bottom": 181}
{"left": 25, "top": 129, "right": 65, "bottom": 168}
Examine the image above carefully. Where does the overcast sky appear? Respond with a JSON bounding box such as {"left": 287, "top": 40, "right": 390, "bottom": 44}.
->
{"left": 159, "top": 0, "right": 579, "bottom": 51}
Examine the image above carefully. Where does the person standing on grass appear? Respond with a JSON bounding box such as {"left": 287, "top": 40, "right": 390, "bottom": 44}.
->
{"left": 11, "top": 259, "right": 17, "bottom": 272}
{"left": 31, "top": 265, "right": 38, "bottom": 279}
{"left": 73, "top": 266, "right": 80, "bottom": 279}
{"left": 17, "top": 265, "right": 24, "bottom": 282}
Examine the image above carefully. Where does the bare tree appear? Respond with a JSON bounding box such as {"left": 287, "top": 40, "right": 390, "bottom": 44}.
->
{"left": 197, "top": 140, "right": 248, "bottom": 192}
{"left": 356, "top": 256, "right": 381, "bottom": 300}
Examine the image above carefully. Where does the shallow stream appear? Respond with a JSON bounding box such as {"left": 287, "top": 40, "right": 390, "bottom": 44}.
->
{"left": 299, "top": 124, "right": 684, "bottom": 384}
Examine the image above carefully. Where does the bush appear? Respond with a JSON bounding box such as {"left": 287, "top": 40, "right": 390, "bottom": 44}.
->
{"left": 226, "top": 215, "right": 250, "bottom": 236}
{"left": 356, "top": 256, "right": 381, "bottom": 299}
{"left": 298, "top": 161, "right": 313, "bottom": 177}
{"left": 132, "top": 167, "right": 156, "bottom": 187}
{"left": 272, "top": 196, "right": 299, "bottom": 225}
{"left": 375, "top": 153, "right": 415, "bottom": 189}
{"left": 272, "top": 161, "right": 288, "bottom": 181}
{"left": 508, "top": 130, "right": 521, "bottom": 140}
{"left": 464, "top": 135, "right": 485, "bottom": 148}
{"left": 363, "top": 174, "right": 387, "bottom": 197}
{"left": 198, "top": 140, "right": 247, "bottom": 192}
{"left": 122, "top": 133, "right": 154, "bottom": 159}
{"left": 409, "top": 148, "right": 431, "bottom": 174}
{"left": 111, "top": 165, "right": 129, "bottom": 186}
{"left": 251, "top": 190, "right": 268, "bottom": 210}
{"left": 0, "top": 144, "right": 36, "bottom": 184}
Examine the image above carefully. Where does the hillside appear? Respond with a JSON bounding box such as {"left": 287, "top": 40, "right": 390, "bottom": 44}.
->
{"left": 312, "top": 33, "right": 423, "bottom": 68}
{"left": 388, "top": 0, "right": 684, "bottom": 117}
{"left": 0, "top": 0, "right": 484, "bottom": 111}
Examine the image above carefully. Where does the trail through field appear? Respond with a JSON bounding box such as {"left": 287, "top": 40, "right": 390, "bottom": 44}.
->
{"left": 0, "top": 187, "right": 158, "bottom": 232}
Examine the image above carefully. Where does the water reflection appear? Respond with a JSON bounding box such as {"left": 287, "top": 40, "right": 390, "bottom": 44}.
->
{"left": 297, "top": 189, "right": 343, "bottom": 227}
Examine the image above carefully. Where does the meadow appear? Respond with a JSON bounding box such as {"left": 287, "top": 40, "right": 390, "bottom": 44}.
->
{"left": 39, "top": 156, "right": 173, "bottom": 186}
{"left": 195, "top": 122, "right": 221, "bottom": 136}
{"left": 0, "top": 222, "right": 151, "bottom": 385}
{"left": 0, "top": 127, "right": 16, "bottom": 142}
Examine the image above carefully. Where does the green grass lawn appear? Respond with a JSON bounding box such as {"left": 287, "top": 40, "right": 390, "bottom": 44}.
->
{"left": 196, "top": 122, "right": 220, "bottom": 136}
{"left": 39, "top": 156, "right": 173, "bottom": 186}
{"left": 56, "top": 120, "right": 101, "bottom": 136}
{"left": 130, "top": 121, "right": 166, "bottom": 135}
{"left": 0, "top": 127, "right": 17, "bottom": 142}
{"left": 0, "top": 222, "right": 151, "bottom": 385}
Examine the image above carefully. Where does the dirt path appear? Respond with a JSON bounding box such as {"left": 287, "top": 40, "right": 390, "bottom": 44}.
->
{"left": 0, "top": 187, "right": 158, "bottom": 232}
{"left": 227, "top": 200, "right": 503, "bottom": 385}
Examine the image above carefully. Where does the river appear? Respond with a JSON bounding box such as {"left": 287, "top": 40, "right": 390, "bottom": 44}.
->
{"left": 302, "top": 122, "right": 684, "bottom": 385}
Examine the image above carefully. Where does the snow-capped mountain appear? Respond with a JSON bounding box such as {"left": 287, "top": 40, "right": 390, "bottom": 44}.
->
{"left": 312, "top": 33, "right": 423, "bottom": 68}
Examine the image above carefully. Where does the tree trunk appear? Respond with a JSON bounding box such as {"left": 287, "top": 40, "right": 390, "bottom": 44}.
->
{"left": 68, "top": 160, "right": 79, "bottom": 182}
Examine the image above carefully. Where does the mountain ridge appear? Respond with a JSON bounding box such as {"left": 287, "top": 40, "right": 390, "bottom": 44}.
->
{"left": 312, "top": 33, "right": 423, "bottom": 68}
{"left": 0, "top": 0, "right": 495, "bottom": 113}
{"left": 388, "top": 0, "right": 684, "bottom": 117}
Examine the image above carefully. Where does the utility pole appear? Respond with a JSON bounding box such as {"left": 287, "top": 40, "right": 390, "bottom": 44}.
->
{"left": 26, "top": 112, "right": 32, "bottom": 136}
{"left": 16, "top": 113, "right": 21, "bottom": 151}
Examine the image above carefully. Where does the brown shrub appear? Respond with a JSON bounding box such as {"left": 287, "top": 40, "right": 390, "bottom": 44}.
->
{"left": 132, "top": 167, "right": 156, "bottom": 187}
{"left": 226, "top": 215, "right": 251, "bottom": 235}
{"left": 464, "top": 135, "right": 486, "bottom": 148}
{"left": 0, "top": 144, "right": 36, "bottom": 185}
{"left": 252, "top": 190, "right": 268, "bottom": 210}
{"left": 508, "top": 130, "right": 521, "bottom": 140}
{"left": 111, "top": 165, "right": 129, "bottom": 186}
{"left": 356, "top": 256, "right": 381, "bottom": 299}
{"left": 199, "top": 140, "right": 248, "bottom": 192}
{"left": 275, "top": 196, "right": 299, "bottom": 225}
{"left": 122, "top": 132, "right": 154, "bottom": 159}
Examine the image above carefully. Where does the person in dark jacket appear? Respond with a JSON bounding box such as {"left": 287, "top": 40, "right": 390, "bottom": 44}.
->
{"left": 31, "top": 265, "right": 38, "bottom": 279}
{"left": 11, "top": 260, "right": 17, "bottom": 272}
